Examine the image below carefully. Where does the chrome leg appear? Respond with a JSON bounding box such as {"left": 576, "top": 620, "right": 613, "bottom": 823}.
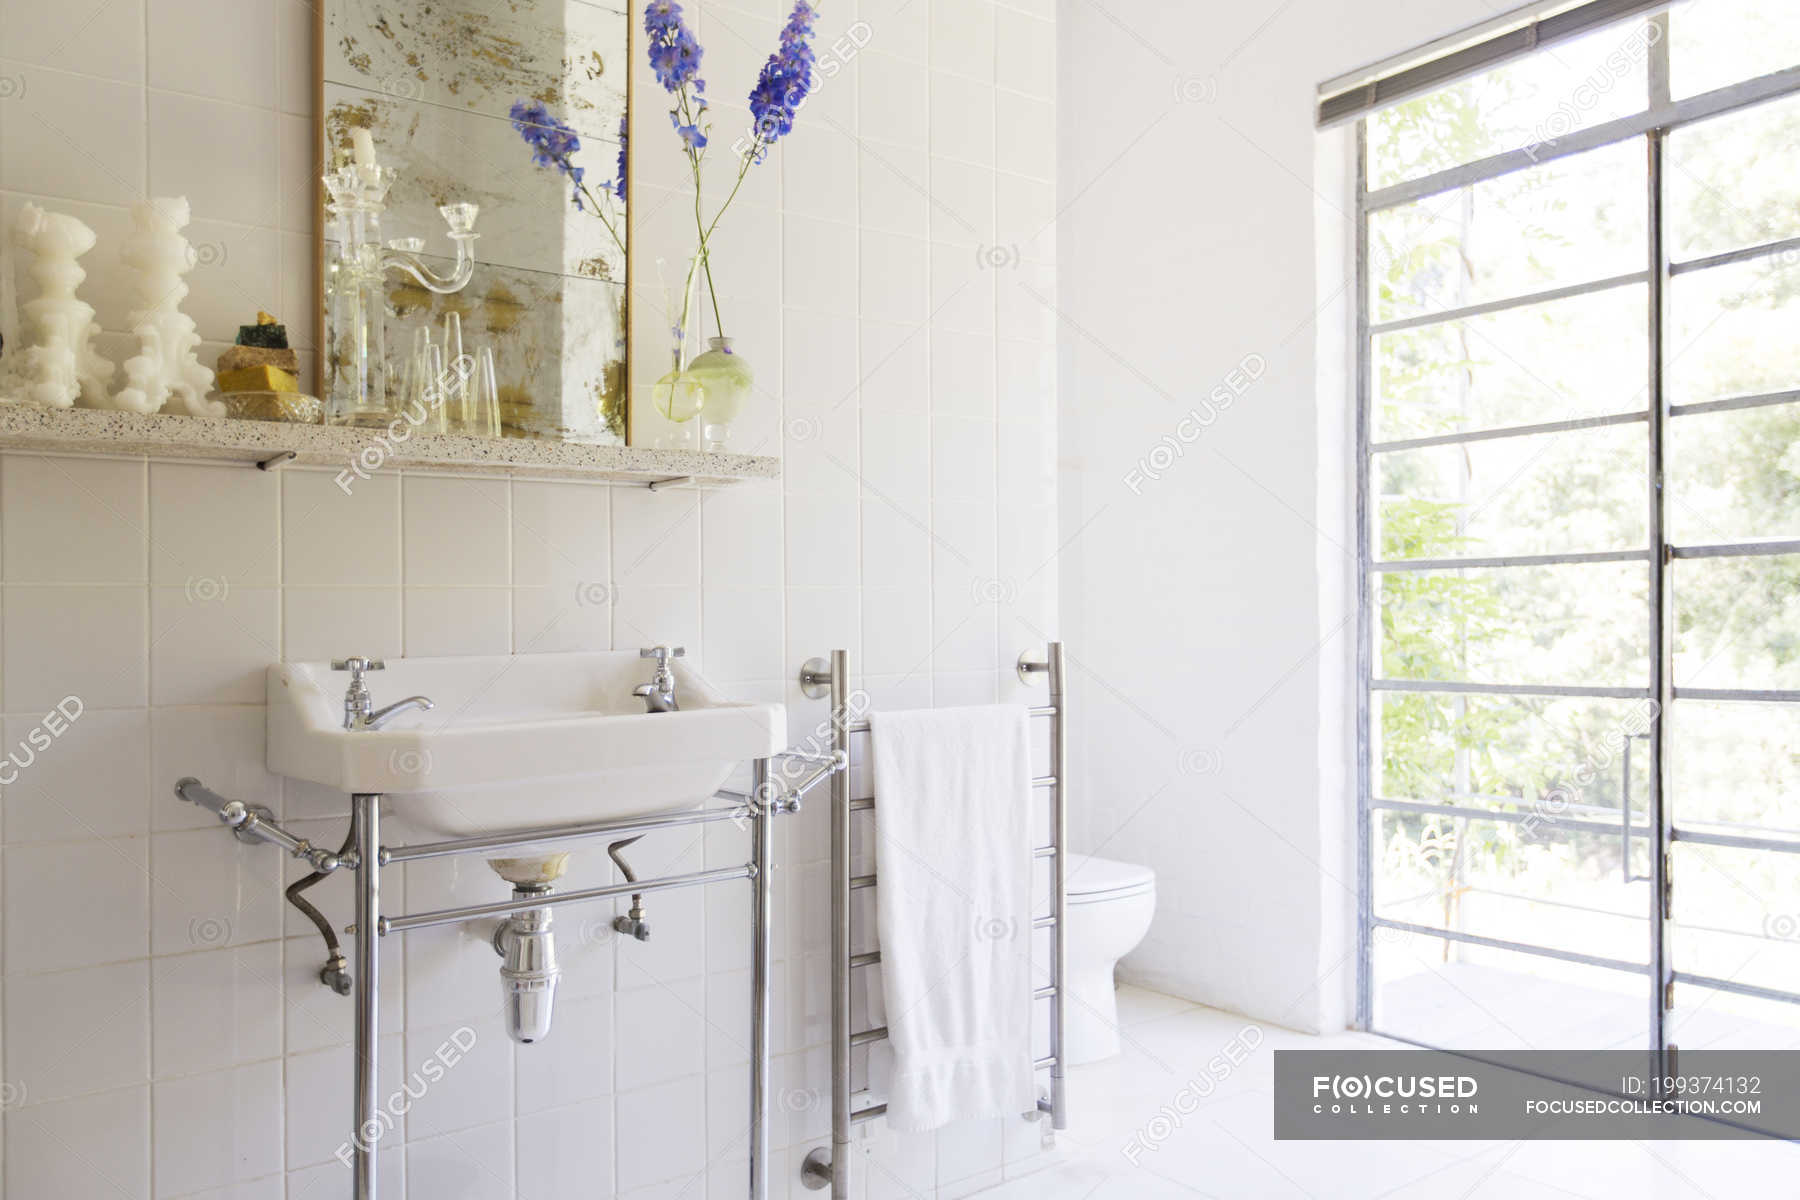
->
{"left": 750, "top": 758, "right": 774, "bottom": 1200}
{"left": 1047, "top": 644, "right": 1069, "bottom": 1130}
{"left": 828, "top": 649, "right": 851, "bottom": 1195}
{"left": 353, "top": 793, "right": 381, "bottom": 1199}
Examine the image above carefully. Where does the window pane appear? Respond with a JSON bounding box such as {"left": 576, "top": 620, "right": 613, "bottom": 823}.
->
{"left": 1377, "top": 561, "right": 1649, "bottom": 688}
{"left": 1672, "top": 699, "right": 1800, "bottom": 836}
{"left": 1374, "top": 285, "right": 1649, "bottom": 442}
{"left": 1672, "top": 552, "right": 1800, "bottom": 691}
{"left": 1670, "top": 841, "right": 1800, "bottom": 999}
{"left": 1668, "top": 402, "right": 1800, "bottom": 545}
{"left": 1669, "top": 980, "right": 1800, "bottom": 1050}
{"left": 1667, "top": 92, "right": 1800, "bottom": 261}
{"left": 1371, "top": 927, "right": 1650, "bottom": 1050}
{"left": 1375, "top": 811, "right": 1653, "bottom": 967}
{"left": 1667, "top": 253, "right": 1800, "bottom": 406}
{"left": 1670, "top": 0, "right": 1800, "bottom": 102}
{"left": 1377, "top": 424, "right": 1646, "bottom": 560}
{"left": 1370, "top": 140, "right": 1646, "bottom": 325}
{"left": 1368, "top": 22, "right": 1653, "bottom": 191}
{"left": 1374, "top": 691, "right": 1656, "bottom": 814}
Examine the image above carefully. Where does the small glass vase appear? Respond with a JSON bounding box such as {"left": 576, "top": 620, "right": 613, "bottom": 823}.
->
{"left": 688, "top": 336, "right": 754, "bottom": 452}
{"left": 647, "top": 256, "right": 705, "bottom": 449}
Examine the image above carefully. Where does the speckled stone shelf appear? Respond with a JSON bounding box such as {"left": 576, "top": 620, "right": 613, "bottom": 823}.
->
{"left": 0, "top": 404, "right": 779, "bottom": 486}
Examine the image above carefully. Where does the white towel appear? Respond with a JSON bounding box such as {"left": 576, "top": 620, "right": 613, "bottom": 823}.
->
{"left": 868, "top": 704, "right": 1036, "bottom": 1133}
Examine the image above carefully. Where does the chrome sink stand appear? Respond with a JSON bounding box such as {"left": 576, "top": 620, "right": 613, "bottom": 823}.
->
{"left": 178, "top": 750, "right": 844, "bottom": 1200}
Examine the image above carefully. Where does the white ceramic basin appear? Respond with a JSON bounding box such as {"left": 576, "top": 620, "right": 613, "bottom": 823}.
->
{"left": 267, "top": 652, "right": 784, "bottom": 839}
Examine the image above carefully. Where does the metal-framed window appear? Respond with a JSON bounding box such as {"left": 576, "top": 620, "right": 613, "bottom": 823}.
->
{"left": 1354, "top": 3, "right": 1800, "bottom": 1067}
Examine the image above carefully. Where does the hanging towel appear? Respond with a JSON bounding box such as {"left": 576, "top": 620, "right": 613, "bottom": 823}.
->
{"left": 868, "top": 704, "right": 1036, "bottom": 1133}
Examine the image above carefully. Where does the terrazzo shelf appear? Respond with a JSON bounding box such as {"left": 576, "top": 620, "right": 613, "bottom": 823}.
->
{"left": 0, "top": 403, "right": 779, "bottom": 486}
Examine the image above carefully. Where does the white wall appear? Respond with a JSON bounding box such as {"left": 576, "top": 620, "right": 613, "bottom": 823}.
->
{"left": 1056, "top": 0, "right": 1505, "bottom": 1034}
{"left": 0, "top": 0, "right": 1058, "bottom": 1194}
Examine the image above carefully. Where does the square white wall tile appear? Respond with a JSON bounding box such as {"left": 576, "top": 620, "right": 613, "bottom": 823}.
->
{"left": 2, "top": 707, "right": 149, "bottom": 843}
{"left": 700, "top": 484, "right": 782, "bottom": 589}
{"left": 152, "top": 1060, "right": 284, "bottom": 1196}
{"left": 148, "top": 462, "right": 280, "bottom": 588}
{"left": 0, "top": 69, "right": 147, "bottom": 206}
{"left": 515, "top": 991, "right": 614, "bottom": 1114}
{"left": 3, "top": 836, "right": 148, "bottom": 971}
{"left": 513, "top": 584, "right": 613, "bottom": 654}
{"left": 613, "top": 977, "right": 705, "bottom": 1092}
{"left": 150, "top": 586, "right": 279, "bottom": 705}
{"left": 701, "top": 588, "right": 785, "bottom": 682}
{"left": 614, "top": 1076, "right": 707, "bottom": 1193}
{"left": 148, "top": 90, "right": 280, "bottom": 227}
{"left": 3, "top": 1084, "right": 151, "bottom": 1196}
{"left": 3, "top": 455, "right": 146, "bottom": 583}
{"left": 0, "top": 0, "right": 146, "bottom": 82}
{"left": 994, "top": 90, "right": 1055, "bottom": 181}
{"left": 282, "top": 470, "right": 401, "bottom": 588}
{"left": 612, "top": 488, "right": 700, "bottom": 591}
{"left": 859, "top": 140, "right": 930, "bottom": 238}
{"left": 151, "top": 941, "right": 283, "bottom": 1078}
{"left": 781, "top": 216, "right": 857, "bottom": 316}
{"left": 929, "top": 73, "right": 996, "bottom": 168}
{"left": 146, "top": 0, "right": 277, "bottom": 106}
{"left": 404, "top": 1119, "right": 514, "bottom": 1200}
{"left": 150, "top": 827, "right": 284, "bottom": 955}
{"left": 517, "top": 1097, "right": 616, "bottom": 1198}
{"left": 858, "top": 321, "right": 929, "bottom": 414}
{"left": 402, "top": 588, "right": 511, "bottom": 657}
{"left": 402, "top": 1020, "right": 513, "bottom": 1141}
{"left": 4, "top": 959, "right": 150, "bottom": 1103}
{"left": 995, "top": 6, "right": 1056, "bottom": 99}
{"left": 512, "top": 479, "right": 611, "bottom": 588}
{"left": 2, "top": 584, "right": 149, "bottom": 710}
{"left": 150, "top": 706, "right": 275, "bottom": 832}
{"left": 858, "top": 53, "right": 928, "bottom": 148}
{"left": 282, "top": 587, "right": 403, "bottom": 662}
{"left": 402, "top": 476, "right": 509, "bottom": 587}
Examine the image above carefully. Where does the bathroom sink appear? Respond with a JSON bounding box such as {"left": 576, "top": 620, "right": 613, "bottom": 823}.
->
{"left": 266, "top": 652, "right": 784, "bottom": 838}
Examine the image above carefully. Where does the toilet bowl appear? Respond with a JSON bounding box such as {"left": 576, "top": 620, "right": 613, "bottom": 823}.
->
{"left": 1062, "top": 853, "right": 1156, "bottom": 1065}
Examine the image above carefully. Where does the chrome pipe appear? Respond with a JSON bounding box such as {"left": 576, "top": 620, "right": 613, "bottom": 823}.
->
{"left": 381, "top": 802, "right": 751, "bottom": 863}
{"left": 174, "top": 777, "right": 342, "bottom": 871}
{"left": 841, "top": 704, "right": 1053, "bottom": 734}
{"left": 749, "top": 757, "right": 774, "bottom": 1200}
{"left": 380, "top": 865, "right": 753, "bottom": 933}
{"left": 352, "top": 794, "right": 381, "bottom": 1200}
{"left": 1047, "top": 642, "right": 1069, "bottom": 1130}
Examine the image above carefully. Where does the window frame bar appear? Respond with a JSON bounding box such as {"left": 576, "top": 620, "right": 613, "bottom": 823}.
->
{"left": 1365, "top": 63, "right": 1800, "bottom": 213}
{"left": 1370, "top": 410, "right": 1649, "bottom": 455}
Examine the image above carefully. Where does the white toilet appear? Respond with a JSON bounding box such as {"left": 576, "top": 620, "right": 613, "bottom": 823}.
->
{"left": 1062, "top": 853, "right": 1157, "bottom": 1064}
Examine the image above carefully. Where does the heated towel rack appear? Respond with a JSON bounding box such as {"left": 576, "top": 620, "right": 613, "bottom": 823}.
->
{"left": 797, "top": 645, "right": 1070, "bottom": 1196}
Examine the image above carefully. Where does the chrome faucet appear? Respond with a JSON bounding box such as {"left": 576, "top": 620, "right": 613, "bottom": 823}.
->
{"left": 633, "top": 646, "right": 685, "bottom": 713}
{"left": 331, "top": 657, "right": 435, "bottom": 730}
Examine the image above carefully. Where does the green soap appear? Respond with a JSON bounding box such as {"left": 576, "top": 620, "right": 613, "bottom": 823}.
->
{"left": 237, "top": 322, "right": 289, "bottom": 349}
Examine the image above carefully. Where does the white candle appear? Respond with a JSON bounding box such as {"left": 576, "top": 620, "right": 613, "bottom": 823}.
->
{"left": 352, "top": 128, "right": 378, "bottom": 168}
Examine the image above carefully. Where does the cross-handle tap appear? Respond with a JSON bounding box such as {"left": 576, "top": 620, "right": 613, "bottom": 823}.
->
{"left": 634, "top": 646, "right": 685, "bottom": 713}
{"left": 331, "top": 657, "right": 434, "bottom": 730}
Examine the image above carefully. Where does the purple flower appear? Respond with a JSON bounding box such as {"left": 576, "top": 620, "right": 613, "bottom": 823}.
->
{"left": 510, "top": 99, "right": 591, "bottom": 208}
{"left": 614, "top": 115, "right": 629, "bottom": 201}
{"left": 644, "top": 1, "right": 706, "bottom": 94}
{"left": 670, "top": 111, "right": 708, "bottom": 151}
{"left": 746, "top": 1, "right": 818, "bottom": 159}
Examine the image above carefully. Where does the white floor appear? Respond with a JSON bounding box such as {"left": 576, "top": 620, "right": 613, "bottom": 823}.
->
{"left": 971, "top": 985, "right": 1800, "bottom": 1199}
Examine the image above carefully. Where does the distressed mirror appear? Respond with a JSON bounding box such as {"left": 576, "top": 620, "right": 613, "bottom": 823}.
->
{"left": 319, "top": 0, "right": 631, "bottom": 445}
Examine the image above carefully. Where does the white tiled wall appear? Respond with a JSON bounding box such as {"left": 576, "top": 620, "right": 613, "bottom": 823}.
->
{"left": 0, "top": 0, "right": 1057, "bottom": 1195}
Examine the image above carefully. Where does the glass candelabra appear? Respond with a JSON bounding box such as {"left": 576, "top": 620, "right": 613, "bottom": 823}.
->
{"left": 322, "top": 160, "right": 480, "bottom": 427}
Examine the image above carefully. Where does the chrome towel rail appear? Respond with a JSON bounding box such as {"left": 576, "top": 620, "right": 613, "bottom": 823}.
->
{"left": 798, "top": 644, "right": 1071, "bottom": 1196}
